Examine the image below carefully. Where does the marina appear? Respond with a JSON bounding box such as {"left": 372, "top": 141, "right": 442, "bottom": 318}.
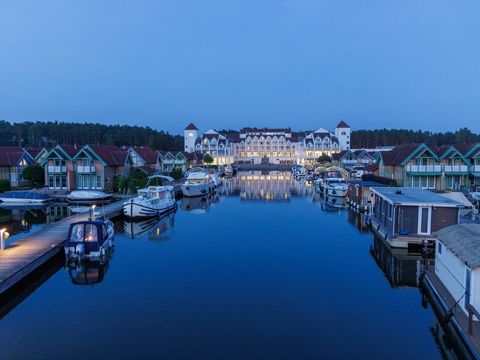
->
{"left": 0, "top": 171, "right": 477, "bottom": 359}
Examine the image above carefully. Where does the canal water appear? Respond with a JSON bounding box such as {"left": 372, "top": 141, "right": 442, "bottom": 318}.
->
{"left": 0, "top": 172, "right": 453, "bottom": 359}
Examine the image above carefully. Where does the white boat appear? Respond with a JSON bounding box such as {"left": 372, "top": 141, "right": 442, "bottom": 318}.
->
{"left": 123, "top": 185, "right": 176, "bottom": 218}
{"left": 180, "top": 168, "right": 216, "bottom": 197}
{"left": 321, "top": 177, "right": 348, "bottom": 197}
{"left": 67, "top": 190, "right": 112, "bottom": 204}
{"left": 123, "top": 175, "right": 177, "bottom": 218}
{"left": 0, "top": 192, "right": 52, "bottom": 204}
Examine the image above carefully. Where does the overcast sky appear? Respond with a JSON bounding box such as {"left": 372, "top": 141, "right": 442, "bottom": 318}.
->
{"left": 1, "top": 0, "right": 479, "bottom": 134}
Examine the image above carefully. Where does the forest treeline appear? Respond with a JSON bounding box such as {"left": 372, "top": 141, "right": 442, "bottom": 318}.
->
{"left": 350, "top": 128, "right": 480, "bottom": 148}
{"left": 0, "top": 120, "right": 183, "bottom": 150}
{"left": 1, "top": 120, "right": 479, "bottom": 150}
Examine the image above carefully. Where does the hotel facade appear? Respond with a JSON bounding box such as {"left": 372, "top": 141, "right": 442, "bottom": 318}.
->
{"left": 183, "top": 121, "right": 351, "bottom": 166}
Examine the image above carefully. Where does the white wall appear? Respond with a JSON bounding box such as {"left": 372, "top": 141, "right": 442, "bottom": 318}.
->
{"left": 435, "top": 240, "right": 470, "bottom": 314}
{"left": 184, "top": 129, "right": 197, "bottom": 153}
{"left": 335, "top": 127, "right": 351, "bottom": 151}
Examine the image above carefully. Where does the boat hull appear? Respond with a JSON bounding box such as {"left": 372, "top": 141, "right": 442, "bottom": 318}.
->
{"left": 320, "top": 186, "right": 348, "bottom": 197}
{"left": 180, "top": 183, "right": 215, "bottom": 197}
{"left": 0, "top": 198, "right": 51, "bottom": 204}
{"left": 123, "top": 200, "right": 177, "bottom": 218}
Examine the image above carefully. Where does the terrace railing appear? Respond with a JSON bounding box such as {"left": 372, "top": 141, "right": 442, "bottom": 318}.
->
{"left": 444, "top": 165, "right": 469, "bottom": 173}
{"left": 406, "top": 165, "right": 442, "bottom": 173}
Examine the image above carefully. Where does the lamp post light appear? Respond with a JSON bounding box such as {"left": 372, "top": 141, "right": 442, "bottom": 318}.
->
{"left": 0, "top": 228, "right": 9, "bottom": 251}
{"left": 90, "top": 204, "right": 96, "bottom": 221}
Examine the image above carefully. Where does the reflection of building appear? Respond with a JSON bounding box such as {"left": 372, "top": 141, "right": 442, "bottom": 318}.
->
{"left": 370, "top": 235, "right": 428, "bottom": 287}
{"left": 233, "top": 171, "right": 296, "bottom": 201}
{"left": 183, "top": 121, "right": 351, "bottom": 166}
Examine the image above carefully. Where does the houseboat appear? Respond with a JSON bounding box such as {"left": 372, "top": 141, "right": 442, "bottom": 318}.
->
{"left": 422, "top": 223, "right": 480, "bottom": 359}
{"left": 347, "top": 180, "right": 386, "bottom": 213}
{"left": 64, "top": 220, "right": 114, "bottom": 259}
{"left": 180, "top": 168, "right": 216, "bottom": 197}
{"left": 369, "top": 187, "right": 463, "bottom": 248}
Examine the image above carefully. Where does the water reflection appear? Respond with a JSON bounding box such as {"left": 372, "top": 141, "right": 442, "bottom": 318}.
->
{"left": 370, "top": 234, "right": 431, "bottom": 288}
{"left": 232, "top": 171, "right": 312, "bottom": 201}
{"left": 66, "top": 250, "right": 113, "bottom": 286}
{"left": 311, "top": 191, "right": 347, "bottom": 211}
{"left": 180, "top": 193, "right": 218, "bottom": 213}
{"left": 123, "top": 210, "right": 176, "bottom": 241}
{"left": 347, "top": 210, "right": 370, "bottom": 233}
{"left": 0, "top": 204, "right": 70, "bottom": 239}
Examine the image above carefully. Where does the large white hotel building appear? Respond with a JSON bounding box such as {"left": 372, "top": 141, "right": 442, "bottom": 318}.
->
{"left": 184, "top": 121, "right": 351, "bottom": 166}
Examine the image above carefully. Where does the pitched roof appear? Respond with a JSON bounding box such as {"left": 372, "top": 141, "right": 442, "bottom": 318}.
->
{"left": 84, "top": 145, "right": 126, "bottom": 166}
{"left": 336, "top": 121, "right": 350, "bottom": 128}
{"left": 380, "top": 144, "right": 425, "bottom": 166}
{"left": 24, "top": 147, "right": 42, "bottom": 158}
{"left": 0, "top": 147, "right": 25, "bottom": 166}
{"left": 132, "top": 146, "right": 157, "bottom": 164}
{"left": 185, "top": 123, "right": 198, "bottom": 130}
{"left": 435, "top": 223, "right": 480, "bottom": 269}
{"left": 58, "top": 145, "right": 80, "bottom": 158}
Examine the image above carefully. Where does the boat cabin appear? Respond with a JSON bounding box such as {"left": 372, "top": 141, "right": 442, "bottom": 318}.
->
{"left": 65, "top": 221, "right": 112, "bottom": 257}
{"left": 434, "top": 223, "right": 480, "bottom": 316}
{"left": 370, "top": 187, "right": 463, "bottom": 247}
{"left": 347, "top": 180, "right": 386, "bottom": 212}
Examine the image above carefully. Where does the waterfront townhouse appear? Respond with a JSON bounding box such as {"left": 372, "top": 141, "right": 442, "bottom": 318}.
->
{"left": 126, "top": 146, "right": 158, "bottom": 175}
{"left": 332, "top": 149, "right": 379, "bottom": 168}
{"left": 379, "top": 144, "right": 443, "bottom": 190}
{"left": 25, "top": 147, "right": 49, "bottom": 163}
{"left": 435, "top": 145, "right": 470, "bottom": 190}
{"left": 73, "top": 145, "right": 128, "bottom": 191}
{"left": 379, "top": 143, "right": 480, "bottom": 191}
{"left": 157, "top": 151, "right": 190, "bottom": 173}
{"left": 0, "top": 146, "right": 35, "bottom": 188}
{"left": 41, "top": 145, "right": 79, "bottom": 191}
{"left": 457, "top": 143, "right": 480, "bottom": 189}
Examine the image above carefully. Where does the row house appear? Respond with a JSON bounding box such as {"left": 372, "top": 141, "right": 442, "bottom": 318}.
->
{"left": 378, "top": 143, "right": 475, "bottom": 191}
{"left": 0, "top": 147, "right": 35, "bottom": 188}
{"left": 41, "top": 145, "right": 80, "bottom": 190}
{"left": 456, "top": 143, "right": 480, "bottom": 189}
{"left": 157, "top": 151, "right": 191, "bottom": 173}
{"left": 332, "top": 149, "right": 380, "bottom": 168}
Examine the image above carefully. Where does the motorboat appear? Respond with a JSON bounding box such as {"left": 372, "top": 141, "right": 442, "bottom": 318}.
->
{"left": 180, "top": 168, "right": 216, "bottom": 197}
{"left": 350, "top": 166, "right": 365, "bottom": 179}
{"left": 123, "top": 186, "right": 176, "bottom": 218}
{"left": 210, "top": 171, "right": 223, "bottom": 189}
{"left": 66, "top": 190, "right": 112, "bottom": 204}
{"left": 0, "top": 192, "right": 52, "bottom": 204}
{"left": 292, "top": 166, "right": 307, "bottom": 177}
{"left": 64, "top": 219, "right": 114, "bottom": 259}
{"left": 122, "top": 175, "right": 176, "bottom": 218}
{"left": 321, "top": 178, "right": 348, "bottom": 197}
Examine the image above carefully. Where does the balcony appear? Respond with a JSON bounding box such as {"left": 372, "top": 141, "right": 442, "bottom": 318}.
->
{"left": 47, "top": 165, "right": 66, "bottom": 173}
{"left": 471, "top": 165, "right": 480, "bottom": 173}
{"left": 444, "top": 165, "right": 468, "bottom": 173}
{"left": 342, "top": 159, "right": 357, "bottom": 164}
{"left": 76, "top": 166, "right": 96, "bottom": 173}
{"left": 406, "top": 165, "right": 442, "bottom": 173}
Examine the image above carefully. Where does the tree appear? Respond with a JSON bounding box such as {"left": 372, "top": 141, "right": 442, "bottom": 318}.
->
{"left": 317, "top": 154, "right": 331, "bottom": 163}
{"left": 203, "top": 154, "right": 214, "bottom": 165}
{"left": 22, "top": 164, "right": 44, "bottom": 186}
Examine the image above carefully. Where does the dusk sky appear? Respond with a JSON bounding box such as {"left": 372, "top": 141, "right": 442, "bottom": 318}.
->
{"left": 1, "top": 0, "right": 479, "bottom": 134}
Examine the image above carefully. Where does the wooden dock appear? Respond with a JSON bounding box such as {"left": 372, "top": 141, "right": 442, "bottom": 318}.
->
{"left": 0, "top": 200, "right": 125, "bottom": 295}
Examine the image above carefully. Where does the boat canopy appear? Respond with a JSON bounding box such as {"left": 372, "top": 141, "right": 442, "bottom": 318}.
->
{"left": 0, "top": 192, "right": 51, "bottom": 200}
{"left": 66, "top": 221, "right": 109, "bottom": 246}
{"left": 148, "top": 175, "right": 175, "bottom": 183}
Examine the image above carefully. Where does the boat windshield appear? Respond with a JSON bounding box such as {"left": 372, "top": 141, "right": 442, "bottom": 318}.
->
{"left": 70, "top": 224, "right": 99, "bottom": 243}
{"left": 327, "top": 179, "right": 345, "bottom": 184}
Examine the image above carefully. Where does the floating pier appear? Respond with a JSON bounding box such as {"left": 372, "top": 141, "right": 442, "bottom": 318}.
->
{"left": 0, "top": 200, "right": 125, "bottom": 295}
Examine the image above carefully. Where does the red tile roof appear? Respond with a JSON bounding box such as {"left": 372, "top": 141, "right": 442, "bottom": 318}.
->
{"left": 86, "top": 145, "right": 126, "bottom": 166}
{"left": 0, "top": 146, "right": 25, "bottom": 166}
{"left": 133, "top": 146, "right": 157, "bottom": 164}
{"left": 185, "top": 123, "right": 199, "bottom": 130}
{"left": 380, "top": 144, "right": 423, "bottom": 166}
{"left": 336, "top": 120, "right": 350, "bottom": 128}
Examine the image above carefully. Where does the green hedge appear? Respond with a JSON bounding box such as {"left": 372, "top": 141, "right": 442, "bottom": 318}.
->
{"left": 0, "top": 179, "right": 11, "bottom": 192}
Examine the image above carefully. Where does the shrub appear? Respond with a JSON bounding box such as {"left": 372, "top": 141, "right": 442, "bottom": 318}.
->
{"left": 0, "top": 179, "right": 10, "bottom": 192}
{"left": 170, "top": 169, "right": 183, "bottom": 180}
{"left": 203, "top": 154, "right": 214, "bottom": 165}
{"left": 128, "top": 168, "right": 148, "bottom": 193}
{"left": 22, "top": 164, "right": 45, "bottom": 186}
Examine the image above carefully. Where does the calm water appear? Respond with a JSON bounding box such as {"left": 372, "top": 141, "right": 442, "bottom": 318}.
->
{"left": 0, "top": 172, "right": 451, "bottom": 359}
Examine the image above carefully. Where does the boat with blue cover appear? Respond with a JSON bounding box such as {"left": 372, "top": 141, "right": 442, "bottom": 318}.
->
{"left": 64, "top": 219, "right": 114, "bottom": 259}
{"left": 0, "top": 192, "right": 53, "bottom": 204}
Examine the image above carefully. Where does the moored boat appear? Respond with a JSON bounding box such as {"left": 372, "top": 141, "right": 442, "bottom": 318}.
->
{"left": 64, "top": 219, "right": 114, "bottom": 259}
{"left": 180, "top": 168, "right": 216, "bottom": 197}
{"left": 123, "top": 186, "right": 176, "bottom": 218}
{"left": 314, "top": 170, "right": 348, "bottom": 197}
{"left": 66, "top": 190, "right": 112, "bottom": 204}
{"left": 0, "top": 192, "right": 52, "bottom": 204}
